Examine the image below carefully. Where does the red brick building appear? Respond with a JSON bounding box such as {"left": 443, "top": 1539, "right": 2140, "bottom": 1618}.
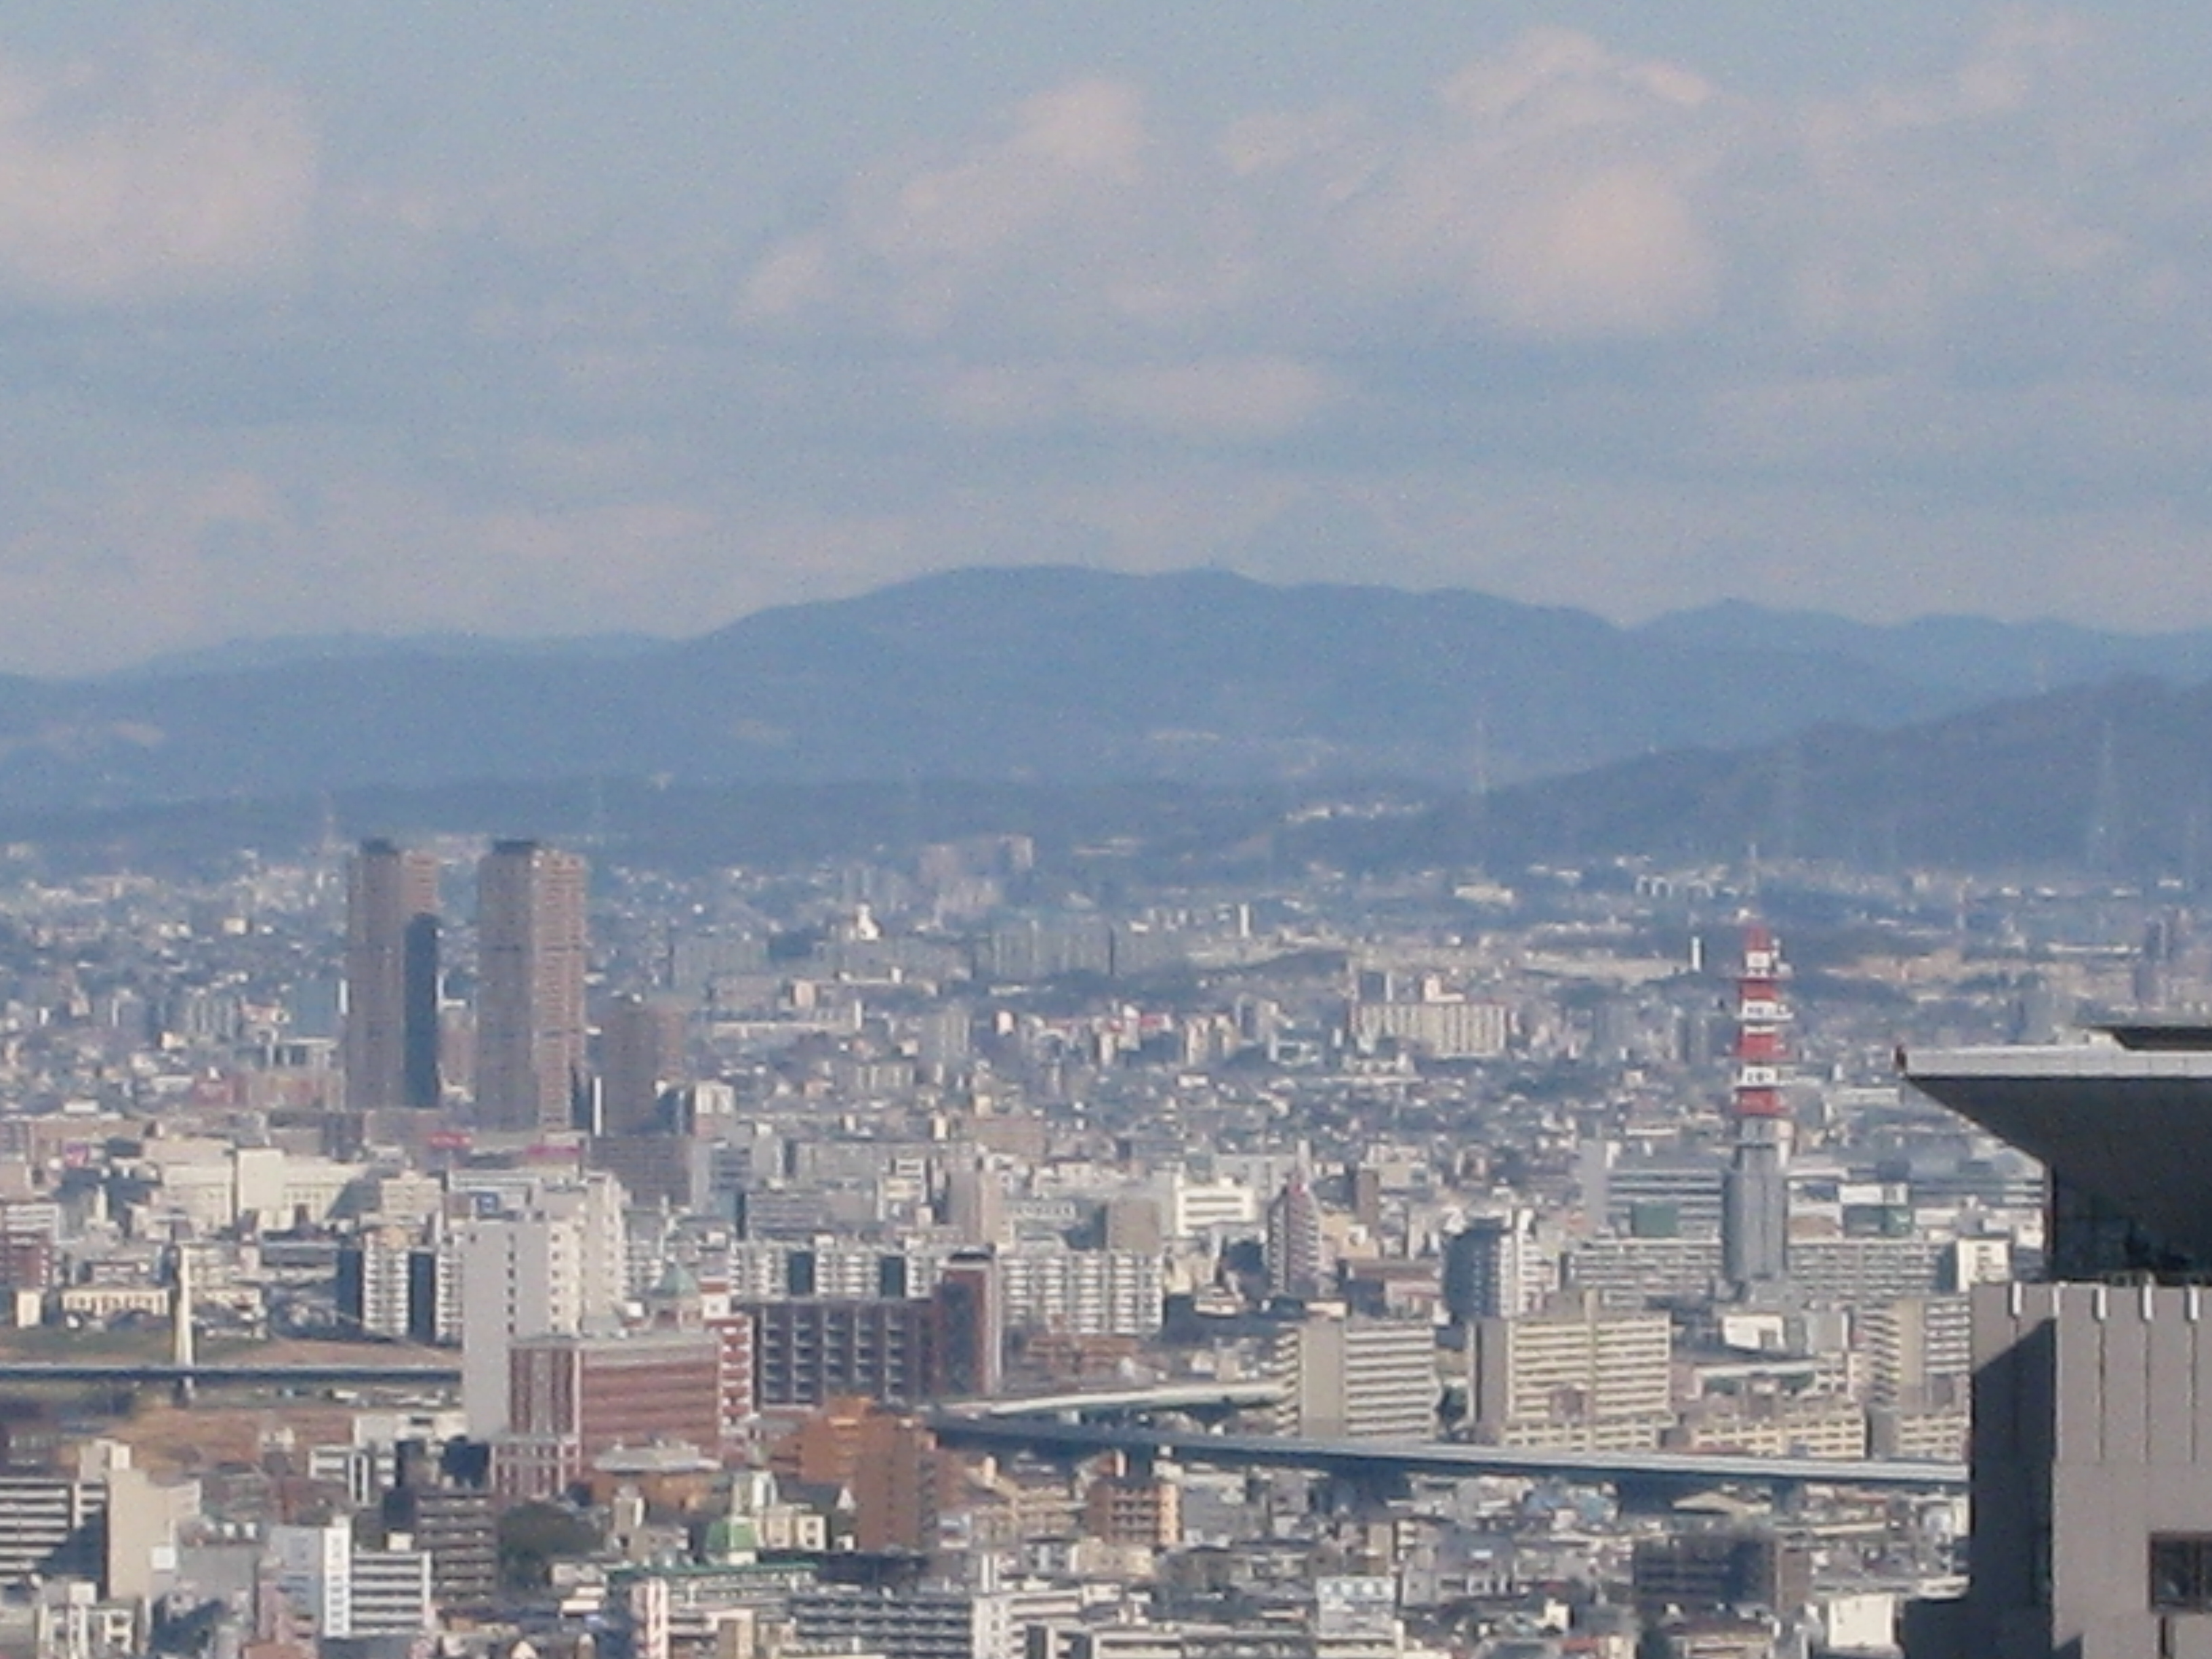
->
{"left": 496, "top": 1330, "right": 722, "bottom": 1501}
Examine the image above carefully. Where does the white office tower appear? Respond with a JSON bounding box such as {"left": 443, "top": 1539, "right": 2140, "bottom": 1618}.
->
{"left": 457, "top": 1174, "right": 628, "bottom": 1439}
{"left": 569, "top": 1170, "right": 630, "bottom": 1322}
{"left": 461, "top": 1215, "right": 581, "bottom": 1438}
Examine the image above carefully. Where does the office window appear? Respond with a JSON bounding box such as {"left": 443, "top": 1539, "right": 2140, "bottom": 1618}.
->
{"left": 2151, "top": 1536, "right": 2212, "bottom": 1612}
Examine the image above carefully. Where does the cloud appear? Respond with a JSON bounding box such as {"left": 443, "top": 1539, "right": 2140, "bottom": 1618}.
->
{"left": 0, "top": 43, "right": 316, "bottom": 305}
{"left": 1337, "top": 29, "right": 1726, "bottom": 338}
{"left": 937, "top": 355, "right": 1335, "bottom": 441}
{"left": 737, "top": 79, "right": 1231, "bottom": 343}
{"left": 741, "top": 30, "right": 1734, "bottom": 355}
{"left": 15, "top": 11, "right": 2212, "bottom": 668}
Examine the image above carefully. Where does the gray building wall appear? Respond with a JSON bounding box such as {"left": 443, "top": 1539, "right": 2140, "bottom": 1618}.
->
{"left": 1952, "top": 1282, "right": 2212, "bottom": 1659}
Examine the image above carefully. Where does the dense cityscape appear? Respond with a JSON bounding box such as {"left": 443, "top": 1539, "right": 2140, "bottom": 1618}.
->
{"left": 3, "top": 3, "right": 2211, "bottom": 1656}
{"left": 0, "top": 818, "right": 2182, "bottom": 1659}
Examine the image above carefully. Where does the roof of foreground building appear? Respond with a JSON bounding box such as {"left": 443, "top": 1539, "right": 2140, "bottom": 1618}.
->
{"left": 1904, "top": 1029, "right": 2212, "bottom": 1263}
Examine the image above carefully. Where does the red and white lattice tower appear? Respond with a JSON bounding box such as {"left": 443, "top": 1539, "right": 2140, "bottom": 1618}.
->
{"left": 1734, "top": 924, "right": 1789, "bottom": 1122}
{"left": 1723, "top": 922, "right": 1792, "bottom": 1296}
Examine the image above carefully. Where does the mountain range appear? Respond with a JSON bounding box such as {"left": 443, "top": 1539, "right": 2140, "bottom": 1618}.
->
{"left": 0, "top": 566, "right": 2207, "bottom": 876}
{"left": 3, "top": 565, "right": 2210, "bottom": 811}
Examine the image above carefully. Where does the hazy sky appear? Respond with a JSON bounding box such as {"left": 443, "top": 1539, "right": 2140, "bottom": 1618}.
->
{"left": 3, "top": 4, "right": 2212, "bottom": 670}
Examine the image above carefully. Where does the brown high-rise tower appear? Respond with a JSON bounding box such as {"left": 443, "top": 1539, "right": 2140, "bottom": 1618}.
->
{"left": 475, "top": 840, "right": 589, "bottom": 1131}
{"left": 598, "top": 993, "right": 684, "bottom": 1135}
{"left": 345, "top": 841, "right": 441, "bottom": 1109}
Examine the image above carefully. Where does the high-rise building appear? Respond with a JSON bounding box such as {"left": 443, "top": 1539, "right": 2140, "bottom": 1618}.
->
{"left": 1902, "top": 1030, "right": 2212, "bottom": 1658}
{"left": 459, "top": 1213, "right": 585, "bottom": 1438}
{"left": 1467, "top": 1292, "right": 1674, "bottom": 1451}
{"left": 744, "top": 1298, "right": 940, "bottom": 1408}
{"left": 1273, "top": 1315, "right": 1438, "bottom": 1440}
{"left": 1444, "top": 1211, "right": 1549, "bottom": 1324}
{"left": 456, "top": 1179, "right": 626, "bottom": 1439}
{"left": 264, "top": 1515, "right": 433, "bottom": 1641}
{"left": 598, "top": 994, "right": 684, "bottom": 1135}
{"left": 475, "top": 840, "right": 588, "bottom": 1131}
{"left": 335, "top": 1232, "right": 445, "bottom": 1345}
{"left": 933, "top": 1252, "right": 1004, "bottom": 1399}
{"left": 1265, "top": 1170, "right": 1326, "bottom": 1301}
{"left": 996, "top": 1248, "right": 1163, "bottom": 1338}
{"left": 344, "top": 842, "right": 440, "bottom": 1109}
{"left": 943, "top": 1155, "right": 1008, "bottom": 1249}
{"left": 381, "top": 1449, "right": 497, "bottom": 1614}
{"left": 1722, "top": 924, "right": 1791, "bottom": 1300}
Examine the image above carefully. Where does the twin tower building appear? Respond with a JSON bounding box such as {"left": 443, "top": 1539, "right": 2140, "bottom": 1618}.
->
{"left": 344, "top": 838, "right": 590, "bottom": 1129}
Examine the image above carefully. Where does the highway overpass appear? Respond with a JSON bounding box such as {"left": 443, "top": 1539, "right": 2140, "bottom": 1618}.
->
{"left": 0, "top": 1361, "right": 459, "bottom": 1388}
{"left": 954, "top": 1380, "right": 1287, "bottom": 1418}
{"left": 929, "top": 1412, "right": 1967, "bottom": 1495}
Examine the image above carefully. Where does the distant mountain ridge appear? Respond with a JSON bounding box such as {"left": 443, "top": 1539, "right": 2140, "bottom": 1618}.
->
{"left": 1258, "top": 674, "right": 2210, "bottom": 879}
{"left": 0, "top": 566, "right": 2203, "bottom": 817}
{"left": 109, "top": 630, "right": 665, "bottom": 682}
{"left": 1639, "top": 601, "right": 2212, "bottom": 704}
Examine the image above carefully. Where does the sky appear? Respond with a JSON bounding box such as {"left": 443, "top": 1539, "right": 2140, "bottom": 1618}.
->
{"left": 1, "top": 4, "right": 2211, "bottom": 670}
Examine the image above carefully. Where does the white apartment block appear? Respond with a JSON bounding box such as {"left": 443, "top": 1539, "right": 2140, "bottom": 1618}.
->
{"left": 1275, "top": 1316, "right": 1439, "bottom": 1441}
{"left": 1469, "top": 1294, "right": 1673, "bottom": 1451}
{"left": 998, "top": 1250, "right": 1164, "bottom": 1338}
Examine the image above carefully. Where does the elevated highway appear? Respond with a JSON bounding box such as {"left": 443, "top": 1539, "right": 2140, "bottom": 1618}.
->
{"left": 929, "top": 1412, "right": 1966, "bottom": 1495}
{"left": 956, "top": 1380, "right": 1286, "bottom": 1418}
{"left": 0, "top": 1361, "right": 459, "bottom": 1388}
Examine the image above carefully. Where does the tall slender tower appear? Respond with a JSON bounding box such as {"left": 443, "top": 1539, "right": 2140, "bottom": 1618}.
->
{"left": 1721, "top": 922, "right": 1791, "bottom": 1300}
{"left": 475, "top": 840, "right": 590, "bottom": 1132}
{"left": 345, "top": 841, "right": 441, "bottom": 1109}
{"left": 1265, "top": 1169, "right": 1326, "bottom": 1301}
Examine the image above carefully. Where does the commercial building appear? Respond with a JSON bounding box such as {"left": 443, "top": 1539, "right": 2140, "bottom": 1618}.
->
{"left": 344, "top": 841, "right": 441, "bottom": 1110}
{"left": 456, "top": 1182, "right": 625, "bottom": 1432}
{"left": 475, "top": 840, "right": 589, "bottom": 1131}
{"left": 1904, "top": 1031, "right": 2212, "bottom": 1658}
{"left": 1467, "top": 1293, "right": 1673, "bottom": 1450}
{"left": 745, "top": 1298, "right": 939, "bottom": 1409}
{"left": 1443, "top": 1211, "right": 1548, "bottom": 1324}
{"left": 498, "top": 1329, "right": 724, "bottom": 1502}
{"left": 790, "top": 1586, "right": 1018, "bottom": 1659}
{"left": 1275, "top": 1315, "right": 1438, "bottom": 1441}
{"left": 997, "top": 1248, "right": 1164, "bottom": 1338}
